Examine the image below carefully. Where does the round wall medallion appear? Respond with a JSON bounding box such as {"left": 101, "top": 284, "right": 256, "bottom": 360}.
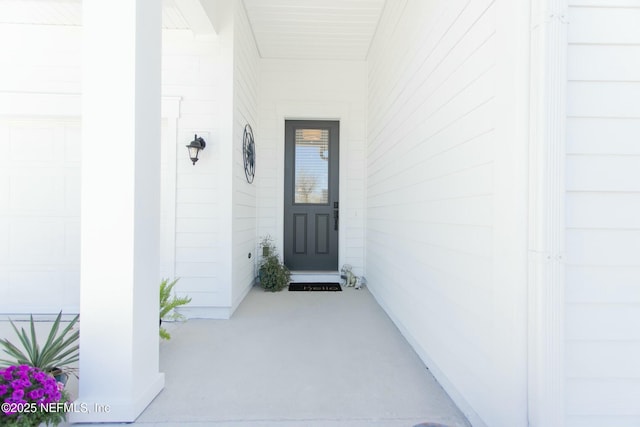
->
{"left": 243, "top": 124, "right": 255, "bottom": 183}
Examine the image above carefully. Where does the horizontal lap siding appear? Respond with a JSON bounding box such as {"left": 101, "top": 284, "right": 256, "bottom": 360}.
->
{"left": 257, "top": 59, "right": 367, "bottom": 274}
{"left": 367, "top": 1, "right": 527, "bottom": 426}
{"left": 0, "top": 25, "right": 82, "bottom": 313}
{"left": 0, "top": 25, "right": 230, "bottom": 311}
{"left": 565, "top": 2, "right": 640, "bottom": 426}
{"left": 164, "top": 31, "right": 230, "bottom": 309}
{"left": 232, "top": 3, "right": 259, "bottom": 309}
{"left": 0, "top": 25, "right": 81, "bottom": 94}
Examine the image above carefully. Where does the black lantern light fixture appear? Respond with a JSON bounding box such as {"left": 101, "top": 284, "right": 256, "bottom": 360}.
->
{"left": 186, "top": 134, "right": 206, "bottom": 165}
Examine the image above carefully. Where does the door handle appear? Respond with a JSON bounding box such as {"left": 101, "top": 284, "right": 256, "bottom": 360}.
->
{"left": 333, "top": 209, "right": 339, "bottom": 230}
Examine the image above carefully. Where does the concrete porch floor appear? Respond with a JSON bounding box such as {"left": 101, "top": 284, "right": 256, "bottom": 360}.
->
{"left": 131, "top": 286, "right": 469, "bottom": 427}
{"left": 2, "top": 286, "right": 470, "bottom": 427}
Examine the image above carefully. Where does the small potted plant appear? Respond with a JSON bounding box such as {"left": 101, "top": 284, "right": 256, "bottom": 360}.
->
{"left": 0, "top": 311, "right": 79, "bottom": 383}
{"left": 159, "top": 278, "right": 192, "bottom": 340}
{"left": 0, "top": 364, "right": 72, "bottom": 426}
{"left": 258, "top": 235, "right": 291, "bottom": 292}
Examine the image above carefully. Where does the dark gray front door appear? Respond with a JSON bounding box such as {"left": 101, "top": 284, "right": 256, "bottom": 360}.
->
{"left": 284, "top": 120, "right": 339, "bottom": 271}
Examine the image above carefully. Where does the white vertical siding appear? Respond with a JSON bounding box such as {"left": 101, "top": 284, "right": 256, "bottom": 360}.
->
{"left": 231, "top": 1, "right": 259, "bottom": 309}
{"left": 565, "top": 2, "right": 640, "bottom": 426}
{"left": 257, "top": 59, "right": 367, "bottom": 274}
{"left": 366, "top": 1, "right": 528, "bottom": 426}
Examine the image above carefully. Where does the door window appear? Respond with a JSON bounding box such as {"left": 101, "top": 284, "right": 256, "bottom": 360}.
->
{"left": 294, "top": 128, "right": 329, "bottom": 204}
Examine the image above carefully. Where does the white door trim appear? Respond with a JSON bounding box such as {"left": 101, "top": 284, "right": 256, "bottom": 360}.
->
{"left": 274, "top": 101, "right": 350, "bottom": 270}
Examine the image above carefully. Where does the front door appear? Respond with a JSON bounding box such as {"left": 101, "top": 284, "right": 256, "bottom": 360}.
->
{"left": 284, "top": 120, "right": 339, "bottom": 271}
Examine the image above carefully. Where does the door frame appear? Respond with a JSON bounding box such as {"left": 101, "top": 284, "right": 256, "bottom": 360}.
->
{"left": 283, "top": 119, "right": 340, "bottom": 271}
{"left": 272, "top": 103, "right": 350, "bottom": 272}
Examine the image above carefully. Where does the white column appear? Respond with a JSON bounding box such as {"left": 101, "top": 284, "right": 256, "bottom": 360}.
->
{"left": 528, "top": 0, "right": 568, "bottom": 426}
{"left": 74, "top": 0, "right": 164, "bottom": 422}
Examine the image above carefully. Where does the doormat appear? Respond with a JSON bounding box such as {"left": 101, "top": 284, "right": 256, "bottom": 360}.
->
{"left": 288, "top": 283, "right": 342, "bottom": 292}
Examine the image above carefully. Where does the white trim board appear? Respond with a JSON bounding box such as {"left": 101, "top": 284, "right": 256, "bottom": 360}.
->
{"left": 527, "top": 1, "right": 568, "bottom": 426}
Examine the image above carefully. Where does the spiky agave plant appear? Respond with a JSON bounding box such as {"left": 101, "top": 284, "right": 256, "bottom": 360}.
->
{"left": 159, "top": 278, "right": 192, "bottom": 340}
{"left": 0, "top": 311, "right": 79, "bottom": 377}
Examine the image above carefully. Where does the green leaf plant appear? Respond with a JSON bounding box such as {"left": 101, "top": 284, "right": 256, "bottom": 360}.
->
{"left": 258, "top": 235, "right": 291, "bottom": 292}
{"left": 0, "top": 311, "right": 79, "bottom": 377}
{"left": 159, "top": 278, "right": 192, "bottom": 340}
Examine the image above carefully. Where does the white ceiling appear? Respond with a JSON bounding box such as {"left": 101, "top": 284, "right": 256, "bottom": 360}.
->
{"left": 0, "top": 0, "right": 82, "bottom": 26}
{"left": 0, "top": 0, "right": 385, "bottom": 60}
{"left": 242, "top": 0, "right": 385, "bottom": 60}
{"left": 0, "top": 0, "right": 190, "bottom": 29}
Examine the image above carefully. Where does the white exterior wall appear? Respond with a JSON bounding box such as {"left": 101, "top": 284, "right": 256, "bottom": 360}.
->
{"left": 0, "top": 22, "right": 238, "bottom": 316}
{"left": 6, "top": 3, "right": 640, "bottom": 424}
{"left": 0, "top": 25, "right": 82, "bottom": 314}
{"left": 0, "top": 24, "right": 81, "bottom": 94}
{"left": 257, "top": 59, "right": 367, "bottom": 274}
{"left": 565, "top": 2, "right": 640, "bottom": 426}
{"left": 366, "top": 1, "right": 529, "bottom": 426}
{"left": 164, "top": 28, "right": 233, "bottom": 316}
{"left": 231, "top": 1, "right": 259, "bottom": 309}
{"left": 0, "top": 116, "right": 81, "bottom": 314}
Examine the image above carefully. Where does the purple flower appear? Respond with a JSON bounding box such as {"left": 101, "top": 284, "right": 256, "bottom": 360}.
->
{"left": 43, "top": 383, "right": 56, "bottom": 395}
{"left": 33, "top": 371, "right": 47, "bottom": 383}
{"left": 28, "top": 388, "right": 44, "bottom": 400}
{"left": 12, "top": 388, "right": 24, "bottom": 400}
{"left": 0, "top": 364, "right": 68, "bottom": 423}
{"left": 1, "top": 369, "right": 13, "bottom": 381}
{"left": 11, "top": 378, "right": 30, "bottom": 389}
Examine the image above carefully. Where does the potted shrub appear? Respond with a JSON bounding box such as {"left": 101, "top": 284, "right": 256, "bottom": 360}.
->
{"left": 258, "top": 235, "right": 291, "bottom": 292}
{"left": 159, "top": 278, "right": 192, "bottom": 340}
{"left": 0, "top": 364, "right": 71, "bottom": 426}
{"left": 0, "top": 311, "right": 79, "bottom": 383}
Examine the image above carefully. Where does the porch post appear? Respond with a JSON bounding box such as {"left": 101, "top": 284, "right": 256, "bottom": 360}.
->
{"left": 528, "top": 0, "right": 568, "bottom": 426}
{"left": 74, "top": 0, "right": 164, "bottom": 422}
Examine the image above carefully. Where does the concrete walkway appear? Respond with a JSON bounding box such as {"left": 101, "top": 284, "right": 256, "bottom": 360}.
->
{"left": 1, "top": 286, "right": 469, "bottom": 426}
{"left": 134, "top": 286, "right": 469, "bottom": 427}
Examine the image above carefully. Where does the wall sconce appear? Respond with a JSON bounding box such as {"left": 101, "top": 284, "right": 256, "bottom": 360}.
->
{"left": 186, "top": 134, "right": 206, "bottom": 165}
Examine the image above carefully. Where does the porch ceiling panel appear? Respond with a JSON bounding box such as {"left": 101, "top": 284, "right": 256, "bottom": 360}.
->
{"left": 1, "top": 0, "right": 386, "bottom": 60}
{"left": 0, "top": 0, "right": 190, "bottom": 29}
{"left": 0, "top": 0, "right": 81, "bottom": 26}
{"left": 242, "top": 0, "right": 386, "bottom": 60}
